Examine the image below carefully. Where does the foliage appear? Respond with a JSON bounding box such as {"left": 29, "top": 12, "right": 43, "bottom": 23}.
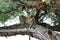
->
{"left": 0, "top": 1, "right": 23, "bottom": 22}
{"left": 0, "top": 0, "right": 60, "bottom": 26}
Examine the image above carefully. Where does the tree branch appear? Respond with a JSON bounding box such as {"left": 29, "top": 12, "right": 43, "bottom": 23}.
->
{"left": 0, "top": 24, "right": 60, "bottom": 40}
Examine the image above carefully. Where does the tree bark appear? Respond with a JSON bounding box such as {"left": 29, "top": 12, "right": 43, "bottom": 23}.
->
{"left": 0, "top": 24, "right": 60, "bottom": 40}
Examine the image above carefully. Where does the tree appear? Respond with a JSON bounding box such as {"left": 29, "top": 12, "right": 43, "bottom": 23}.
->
{"left": 0, "top": 0, "right": 60, "bottom": 40}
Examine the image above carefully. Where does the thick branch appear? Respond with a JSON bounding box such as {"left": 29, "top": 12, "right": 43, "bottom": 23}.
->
{"left": 0, "top": 24, "right": 60, "bottom": 40}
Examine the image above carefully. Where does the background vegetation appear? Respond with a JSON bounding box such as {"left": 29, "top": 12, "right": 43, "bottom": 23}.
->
{"left": 0, "top": 0, "right": 60, "bottom": 27}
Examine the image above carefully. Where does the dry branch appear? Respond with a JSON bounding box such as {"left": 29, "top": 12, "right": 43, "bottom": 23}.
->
{"left": 0, "top": 24, "right": 60, "bottom": 40}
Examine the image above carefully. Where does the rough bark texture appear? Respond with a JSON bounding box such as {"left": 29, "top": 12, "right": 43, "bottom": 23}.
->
{"left": 0, "top": 24, "right": 60, "bottom": 40}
